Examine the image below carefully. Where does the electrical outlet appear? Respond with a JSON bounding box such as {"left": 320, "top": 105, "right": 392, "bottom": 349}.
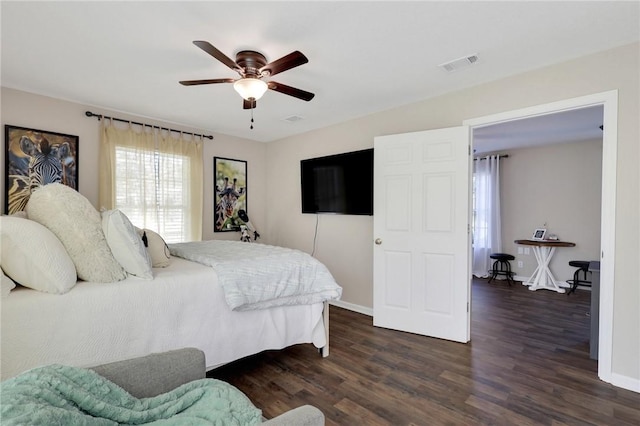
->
{"left": 517, "top": 260, "right": 524, "bottom": 268}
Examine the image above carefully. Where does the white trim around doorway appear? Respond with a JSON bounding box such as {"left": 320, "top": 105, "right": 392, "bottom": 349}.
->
{"left": 463, "top": 90, "right": 622, "bottom": 389}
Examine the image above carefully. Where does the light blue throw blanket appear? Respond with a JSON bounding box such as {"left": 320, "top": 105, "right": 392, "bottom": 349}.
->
{"left": 0, "top": 364, "right": 262, "bottom": 425}
{"left": 169, "top": 240, "right": 342, "bottom": 311}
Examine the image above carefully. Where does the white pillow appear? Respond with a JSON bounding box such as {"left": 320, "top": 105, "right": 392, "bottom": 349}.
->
{"left": 25, "top": 183, "right": 126, "bottom": 283}
{"left": 0, "top": 216, "right": 77, "bottom": 294}
{"left": 102, "top": 210, "right": 153, "bottom": 280}
{"left": 1, "top": 268, "right": 17, "bottom": 298}
{"left": 136, "top": 228, "right": 171, "bottom": 268}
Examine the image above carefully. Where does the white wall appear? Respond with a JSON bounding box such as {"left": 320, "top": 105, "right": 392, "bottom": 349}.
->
{"left": 500, "top": 140, "right": 602, "bottom": 281}
{"left": 264, "top": 126, "right": 374, "bottom": 308}
{"left": 265, "top": 42, "right": 639, "bottom": 383}
{"left": 0, "top": 87, "right": 267, "bottom": 241}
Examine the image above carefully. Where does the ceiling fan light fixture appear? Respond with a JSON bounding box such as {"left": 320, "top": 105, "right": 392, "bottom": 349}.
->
{"left": 233, "top": 78, "right": 268, "bottom": 100}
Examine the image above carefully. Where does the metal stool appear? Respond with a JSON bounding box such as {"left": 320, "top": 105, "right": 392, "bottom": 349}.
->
{"left": 566, "top": 260, "right": 591, "bottom": 295}
{"left": 488, "top": 253, "right": 515, "bottom": 286}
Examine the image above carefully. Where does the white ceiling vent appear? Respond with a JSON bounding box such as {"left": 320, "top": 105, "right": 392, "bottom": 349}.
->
{"left": 282, "top": 115, "right": 304, "bottom": 123}
{"left": 438, "top": 54, "right": 479, "bottom": 73}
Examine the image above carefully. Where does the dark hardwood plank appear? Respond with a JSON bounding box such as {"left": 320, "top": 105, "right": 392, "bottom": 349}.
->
{"left": 209, "top": 279, "right": 640, "bottom": 425}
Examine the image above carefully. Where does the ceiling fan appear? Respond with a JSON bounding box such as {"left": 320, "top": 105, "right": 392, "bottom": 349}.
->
{"left": 179, "top": 41, "right": 315, "bottom": 110}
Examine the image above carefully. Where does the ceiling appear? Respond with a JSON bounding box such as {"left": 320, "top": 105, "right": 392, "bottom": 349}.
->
{"left": 1, "top": 2, "right": 638, "bottom": 143}
{"left": 472, "top": 105, "right": 605, "bottom": 155}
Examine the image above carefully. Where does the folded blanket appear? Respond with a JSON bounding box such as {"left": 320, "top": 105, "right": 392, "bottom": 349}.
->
{"left": 0, "top": 364, "right": 262, "bottom": 425}
{"left": 169, "top": 240, "right": 342, "bottom": 311}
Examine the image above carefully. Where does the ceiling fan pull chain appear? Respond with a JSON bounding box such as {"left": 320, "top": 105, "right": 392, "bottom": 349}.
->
{"left": 250, "top": 101, "right": 255, "bottom": 129}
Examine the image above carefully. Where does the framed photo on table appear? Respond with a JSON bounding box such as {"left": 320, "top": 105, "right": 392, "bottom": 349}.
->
{"left": 4, "top": 125, "right": 78, "bottom": 214}
{"left": 213, "top": 157, "right": 247, "bottom": 232}
{"left": 532, "top": 228, "right": 547, "bottom": 240}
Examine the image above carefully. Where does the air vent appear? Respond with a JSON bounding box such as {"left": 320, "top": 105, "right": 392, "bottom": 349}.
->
{"left": 282, "top": 115, "right": 304, "bottom": 123}
{"left": 438, "top": 54, "right": 479, "bottom": 73}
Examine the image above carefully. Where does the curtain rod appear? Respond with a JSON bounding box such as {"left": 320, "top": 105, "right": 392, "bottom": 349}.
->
{"left": 85, "top": 111, "right": 214, "bottom": 140}
{"left": 474, "top": 154, "right": 509, "bottom": 160}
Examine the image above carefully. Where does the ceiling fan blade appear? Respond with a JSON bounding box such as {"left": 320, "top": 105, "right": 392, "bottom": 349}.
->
{"left": 179, "top": 78, "right": 235, "bottom": 86}
{"left": 260, "top": 51, "right": 308, "bottom": 77}
{"left": 267, "top": 81, "right": 315, "bottom": 101}
{"left": 193, "top": 41, "right": 239, "bottom": 72}
{"left": 243, "top": 99, "right": 257, "bottom": 109}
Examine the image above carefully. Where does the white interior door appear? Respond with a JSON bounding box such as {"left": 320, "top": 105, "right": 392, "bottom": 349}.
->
{"left": 373, "top": 126, "right": 471, "bottom": 342}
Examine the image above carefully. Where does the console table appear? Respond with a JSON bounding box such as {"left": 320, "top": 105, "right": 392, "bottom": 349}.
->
{"left": 514, "top": 239, "right": 576, "bottom": 293}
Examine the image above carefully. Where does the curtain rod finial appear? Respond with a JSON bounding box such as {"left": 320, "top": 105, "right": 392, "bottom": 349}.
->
{"left": 85, "top": 111, "right": 103, "bottom": 120}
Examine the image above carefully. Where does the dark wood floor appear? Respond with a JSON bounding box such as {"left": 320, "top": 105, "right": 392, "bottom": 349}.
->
{"left": 209, "top": 279, "right": 640, "bottom": 425}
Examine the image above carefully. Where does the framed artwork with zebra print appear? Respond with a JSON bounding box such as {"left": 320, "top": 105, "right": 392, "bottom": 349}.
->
{"left": 214, "top": 157, "right": 247, "bottom": 232}
{"left": 4, "top": 125, "right": 79, "bottom": 214}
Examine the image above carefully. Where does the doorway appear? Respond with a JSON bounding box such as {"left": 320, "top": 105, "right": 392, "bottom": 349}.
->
{"left": 471, "top": 105, "right": 603, "bottom": 286}
{"left": 463, "top": 90, "right": 618, "bottom": 384}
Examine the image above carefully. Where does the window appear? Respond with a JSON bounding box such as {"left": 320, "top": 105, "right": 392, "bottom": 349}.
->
{"left": 472, "top": 171, "right": 490, "bottom": 249}
{"left": 100, "top": 123, "right": 203, "bottom": 243}
{"left": 471, "top": 155, "right": 502, "bottom": 278}
{"left": 114, "top": 146, "right": 194, "bottom": 243}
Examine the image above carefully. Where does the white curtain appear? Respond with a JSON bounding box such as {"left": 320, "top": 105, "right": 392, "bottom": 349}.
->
{"left": 99, "top": 120, "right": 203, "bottom": 242}
{"left": 472, "top": 155, "right": 502, "bottom": 278}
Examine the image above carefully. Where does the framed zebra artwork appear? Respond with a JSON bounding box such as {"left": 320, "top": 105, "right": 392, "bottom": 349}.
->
{"left": 4, "top": 125, "right": 79, "bottom": 214}
{"left": 214, "top": 157, "right": 247, "bottom": 232}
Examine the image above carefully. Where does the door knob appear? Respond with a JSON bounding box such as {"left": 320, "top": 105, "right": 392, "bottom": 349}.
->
{"left": 375, "top": 238, "right": 382, "bottom": 245}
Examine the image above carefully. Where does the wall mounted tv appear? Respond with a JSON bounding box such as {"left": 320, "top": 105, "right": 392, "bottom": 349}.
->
{"left": 300, "top": 148, "right": 373, "bottom": 215}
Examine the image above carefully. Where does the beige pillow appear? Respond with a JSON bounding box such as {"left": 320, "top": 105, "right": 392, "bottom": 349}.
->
{"left": 102, "top": 210, "right": 153, "bottom": 280}
{"left": 25, "top": 183, "right": 126, "bottom": 283}
{"left": 0, "top": 216, "right": 77, "bottom": 294}
{"left": 136, "top": 228, "right": 171, "bottom": 268}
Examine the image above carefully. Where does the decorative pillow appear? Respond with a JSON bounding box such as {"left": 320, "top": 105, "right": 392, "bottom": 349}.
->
{"left": 0, "top": 216, "right": 77, "bottom": 294}
{"left": 25, "top": 183, "right": 126, "bottom": 283}
{"left": 2, "top": 268, "right": 17, "bottom": 298}
{"left": 9, "top": 211, "right": 27, "bottom": 219}
{"left": 136, "top": 227, "right": 171, "bottom": 268}
{"left": 102, "top": 210, "right": 153, "bottom": 280}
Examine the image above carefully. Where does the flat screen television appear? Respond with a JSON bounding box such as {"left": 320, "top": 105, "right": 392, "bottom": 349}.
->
{"left": 300, "top": 148, "right": 373, "bottom": 215}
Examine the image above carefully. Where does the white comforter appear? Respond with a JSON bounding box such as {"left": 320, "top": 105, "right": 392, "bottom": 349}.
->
{"left": 169, "top": 240, "right": 342, "bottom": 311}
{"left": 1, "top": 257, "right": 327, "bottom": 381}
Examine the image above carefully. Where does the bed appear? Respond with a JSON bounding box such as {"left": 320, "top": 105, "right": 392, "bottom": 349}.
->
{"left": 0, "top": 184, "right": 341, "bottom": 381}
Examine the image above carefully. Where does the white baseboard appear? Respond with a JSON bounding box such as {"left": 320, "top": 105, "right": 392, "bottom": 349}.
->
{"left": 512, "top": 275, "right": 591, "bottom": 292}
{"left": 607, "top": 372, "right": 640, "bottom": 393}
{"left": 512, "top": 274, "right": 567, "bottom": 285}
{"left": 329, "top": 300, "right": 373, "bottom": 317}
